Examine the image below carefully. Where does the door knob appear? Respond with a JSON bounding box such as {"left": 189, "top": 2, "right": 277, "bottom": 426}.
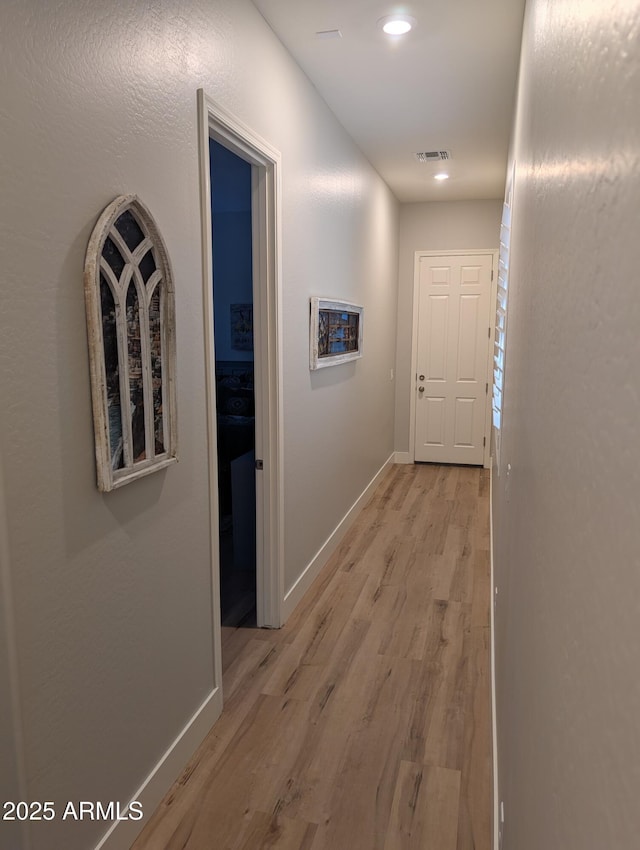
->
{"left": 418, "top": 386, "right": 425, "bottom": 393}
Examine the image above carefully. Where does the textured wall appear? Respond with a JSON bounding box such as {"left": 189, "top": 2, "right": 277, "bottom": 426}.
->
{"left": 394, "top": 200, "right": 501, "bottom": 452}
{"left": 0, "top": 1, "right": 398, "bottom": 848}
{"left": 493, "top": 1, "right": 640, "bottom": 848}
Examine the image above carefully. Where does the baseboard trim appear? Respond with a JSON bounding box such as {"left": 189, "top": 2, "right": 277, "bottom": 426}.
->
{"left": 490, "top": 470, "right": 499, "bottom": 850}
{"left": 393, "top": 451, "right": 412, "bottom": 464}
{"left": 94, "top": 686, "right": 223, "bottom": 850}
{"left": 282, "top": 453, "right": 394, "bottom": 622}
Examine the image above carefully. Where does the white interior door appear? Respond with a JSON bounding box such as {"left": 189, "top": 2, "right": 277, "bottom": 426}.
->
{"left": 414, "top": 253, "right": 493, "bottom": 465}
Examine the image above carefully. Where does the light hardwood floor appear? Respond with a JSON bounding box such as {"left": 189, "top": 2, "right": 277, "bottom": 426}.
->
{"left": 133, "top": 463, "right": 491, "bottom": 850}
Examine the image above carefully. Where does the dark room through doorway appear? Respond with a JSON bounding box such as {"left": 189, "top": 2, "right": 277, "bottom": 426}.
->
{"left": 209, "top": 138, "right": 257, "bottom": 628}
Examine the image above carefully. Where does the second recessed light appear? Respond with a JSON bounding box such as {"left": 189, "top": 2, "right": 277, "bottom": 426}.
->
{"left": 434, "top": 173, "right": 450, "bottom": 180}
{"left": 379, "top": 15, "right": 416, "bottom": 36}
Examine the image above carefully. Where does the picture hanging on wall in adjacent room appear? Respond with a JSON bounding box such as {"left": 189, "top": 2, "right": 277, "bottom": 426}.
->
{"left": 309, "top": 297, "right": 364, "bottom": 370}
{"left": 84, "top": 194, "right": 178, "bottom": 492}
{"left": 230, "top": 303, "right": 253, "bottom": 351}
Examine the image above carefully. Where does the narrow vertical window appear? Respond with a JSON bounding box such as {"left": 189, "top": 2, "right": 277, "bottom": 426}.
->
{"left": 84, "top": 195, "right": 178, "bottom": 491}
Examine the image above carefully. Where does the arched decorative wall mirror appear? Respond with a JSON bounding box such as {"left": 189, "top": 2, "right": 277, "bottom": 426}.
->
{"left": 84, "top": 195, "right": 178, "bottom": 491}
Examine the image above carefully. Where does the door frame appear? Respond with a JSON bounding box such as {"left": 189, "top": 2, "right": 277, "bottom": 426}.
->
{"left": 197, "top": 89, "right": 284, "bottom": 659}
{"left": 409, "top": 249, "right": 498, "bottom": 469}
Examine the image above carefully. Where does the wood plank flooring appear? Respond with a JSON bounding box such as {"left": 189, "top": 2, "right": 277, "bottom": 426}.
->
{"left": 133, "top": 463, "right": 491, "bottom": 850}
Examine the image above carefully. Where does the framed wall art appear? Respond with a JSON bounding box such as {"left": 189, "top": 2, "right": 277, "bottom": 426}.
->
{"left": 84, "top": 194, "right": 178, "bottom": 492}
{"left": 230, "top": 303, "right": 253, "bottom": 351}
{"left": 309, "top": 297, "right": 364, "bottom": 370}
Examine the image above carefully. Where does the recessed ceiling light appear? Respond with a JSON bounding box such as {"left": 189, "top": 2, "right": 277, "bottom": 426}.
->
{"left": 434, "top": 173, "right": 450, "bottom": 180}
{"left": 378, "top": 15, "right": 416, "bottom": 36}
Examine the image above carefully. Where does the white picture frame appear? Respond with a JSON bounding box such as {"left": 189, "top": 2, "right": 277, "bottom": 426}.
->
{"left": 309, "top": 297, "right": 364, "bottom": 370}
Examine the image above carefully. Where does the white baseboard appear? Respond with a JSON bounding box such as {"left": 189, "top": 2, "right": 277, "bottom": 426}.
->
{"left": 94, "top": 686, "right": 223, "bottom": 850}
{"left": 393, "top": 451, "right": 412, "bottom": 464}
{"left": 490, "top": 470, "right": 499, "bottom": 850}
{"left": 282, "top": 453, "right": 394, "bottom": 622}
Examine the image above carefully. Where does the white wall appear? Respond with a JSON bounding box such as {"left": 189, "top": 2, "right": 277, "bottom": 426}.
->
{"left": 0, "top": 640, "right": 23, "bottom": 850}
{"left": 0, "top": 451, "right": 25, "bottom": 850}
{"left": 0, "top": 1, "right": 399, "bottom": 848}
{"left": 394, "top": 200, "right": 501, "bottom": 452}
{"left": 493, "top": 1, "right": 640, "bottom": 848}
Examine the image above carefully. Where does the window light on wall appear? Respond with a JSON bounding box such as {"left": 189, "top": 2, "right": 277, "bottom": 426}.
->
{"left": 492, "top": 163, "right": 514, "bottom": 473}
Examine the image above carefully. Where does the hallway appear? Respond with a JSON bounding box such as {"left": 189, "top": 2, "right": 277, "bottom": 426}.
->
{"left": 133, "top": 463, "right": 491, "bottom": 850}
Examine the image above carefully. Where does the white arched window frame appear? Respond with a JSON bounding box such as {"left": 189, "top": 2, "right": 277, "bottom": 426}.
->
{"left": 84, "top": 195, "right": 178, "bottom": 491}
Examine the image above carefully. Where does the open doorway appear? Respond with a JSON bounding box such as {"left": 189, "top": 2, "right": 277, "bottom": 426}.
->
{"left": 209, "top": 140, "right": 256, "bottom": 627}
{"left": 198, "top": 91, "right": 284, "bottom": 681}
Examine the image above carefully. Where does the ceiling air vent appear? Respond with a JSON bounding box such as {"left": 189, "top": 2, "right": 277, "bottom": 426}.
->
{"left": 415, "top": 150, "right": 451, "bottom": 163}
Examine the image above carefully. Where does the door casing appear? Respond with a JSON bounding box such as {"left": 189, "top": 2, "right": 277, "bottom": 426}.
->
{"left": 197, "top": 90, "right": 284, "bottom": 696}
{"left": 409, "top": 249, "right": 498, "bottom": 469}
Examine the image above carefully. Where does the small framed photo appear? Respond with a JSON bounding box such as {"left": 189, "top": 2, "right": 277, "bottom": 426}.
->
{"left": 310, "top": 297, "right": 364, "bottom": 370}
{"left": 230, "top": 303, "right": 253, "bottom": 351}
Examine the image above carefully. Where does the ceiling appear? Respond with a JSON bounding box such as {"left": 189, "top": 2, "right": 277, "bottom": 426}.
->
{"left": 252, "top": 0, "right": 526, "bottom": 203}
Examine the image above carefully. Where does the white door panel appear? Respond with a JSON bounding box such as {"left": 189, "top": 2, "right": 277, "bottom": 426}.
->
{"left": 457, "top": 295, "right": 480, "bottom": 380}
{"left": 425, "top": 396, "right": 446, "bottom": 446}
{"left": 427, "top": 296, "right": 448, "bottom": 380}
{"left": 453, "top": 397, "right": 475, "bottom": 447}
{"left": 431, "top": 266, "right": 451, "bottom": 285}
{"left": 414, "top": 253, "right": 492, "bottom": 465}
